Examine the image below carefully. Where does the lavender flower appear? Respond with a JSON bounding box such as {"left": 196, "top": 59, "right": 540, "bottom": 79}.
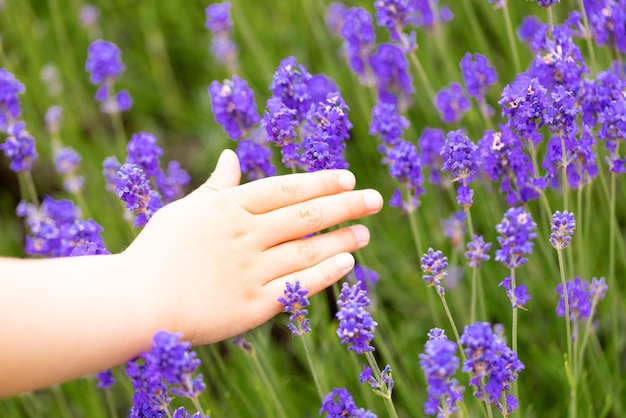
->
{"left": 499, "top": 276, "right": 531, "bottom": 309}
{"left": 533, "top": 0, "right": 560, "bottom": 6}
{"left": 369, "top": 97, "right": 409, "bottom": 147}
{"left": 373, "top": 0, "right": 416, "bottom": 43}
{"left": 54, "top": 147, "right": 84, "bottom": 194}
{"left": 435, "top": 82, "right": 471, "bottom": 124}
{"left": 460, "top": 53, "right": 497, "bottom": 100}
{"left": 419, "top": 330, "right": 464, "bottom": 417}
{"left": 583, "top": 0, "right": 626, "bottom": 53}
{"left": 1, "top": 122, "right": 38, "bottom": 172}
{"left": 0, "top": 68, "right": 25, "bottom": 132}
{"left": 359, "top": 364, "right": 394, "bottom": 394}
{"left": 412, "top": 0, "right": 453, "bottom": 29}
{"left": 550, "top": 210, "right": 576, "bottom": 250}
{"left": 85, "top": 40, "right": 132, "bottom": 112}
{"left": 460, "top": 322, "right": 524, "bottom": 415}
{"left": 278, "top": 280, "right": 311, "bottom": 336}
{"left": 85, "top": 40, "right": 125, "bottom": 84}
{"left": 442, "top": 211, "right": 466, "bottom": 250}
{"left": 17, "top": 197, "right": 108, "bottom": 257}
{"left": 478, "top": 127, "right": 544, "bottom": 205}
{"left": 517, "top": 15, "right": 544, "bottom": 43}
{"left": 336, "top": 282, "right": 377, "bottom": 354}
{"left": 465, "top": 235, "right": 492, "bottom": 268}
{"left": 495, "top": 207, "right": 537, "bottom": 269}
{"left": 348, "top": 264, "right": 380, "bottom": 295}
{"left": 421, "top": 248, "right": 448, "bottom": 296}
{"left": 127, "top": 357, "right": 171, "bottom": 417}
{"left": 79, "top": 4, "right": 100, "bottom": 29}
{"left": 103, "top": 156, "right": 121, "bottom": 191}
{"left": 441, "top": 129, "right": 479, "bottom": 184}
{"left": 369, "top": 43, "right": 414, "bottom": 106}
{"left": 156, "top": 160, "right": 191, "bottom": 203}
{"left": 114, "top": 163, "right": 155, "bottom": 227}
{"left": 205, "top": 2, "right": 239, "bottom": 70}
{"left": 441, "top": 129, "right": 479, "bottom": 206}
{"left": 144, "top": 331, "right": 205, "bottom": 399}
{"left": 320, "top": 388, "right": 377, "bottom": 417}
{"left": 326, "top": 2, "right": 348, "bottom": 37}
{"left": 418, "top": 127, "right": 445, "bottom": 185}
{"left": 95, "top": 370, "right": 115, "bottom": 389}
{"left": 499, "top": 74, "right": 548, "bottom": 143}
{"left": 387, "top": 139, "right": 425, "bottom": 202}
{"left": 269, "top": 56, "right": 314, "bottom": 118}
{"left": 341, "top": 7, "right": 376, "bottom": 81}
{"left": 209, "top": 75, "right": 260, "bottom": 140}
{"left": 45, "top": 105, "right": 63, "bottom": 134}
{"left": 556, "top": 277, "right": 607, "bottom": 325}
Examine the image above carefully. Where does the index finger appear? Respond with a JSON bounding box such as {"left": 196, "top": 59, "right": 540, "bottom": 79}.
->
{"left": 230, "top": 170, "right": 357, "bottom": 214}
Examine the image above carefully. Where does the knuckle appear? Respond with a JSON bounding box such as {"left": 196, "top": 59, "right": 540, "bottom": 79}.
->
{"left": 278, "top": 179, "right": 301, "bottom": 203}
{"left": 299, "top": 202, "right": 323, "bottom": 228}
{"left": 297, "top": 238, "right": 320, "bottom": 263}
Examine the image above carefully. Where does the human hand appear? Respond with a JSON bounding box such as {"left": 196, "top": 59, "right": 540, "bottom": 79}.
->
{"left": 124, "top": 149, "right": 383, "bottom": 345}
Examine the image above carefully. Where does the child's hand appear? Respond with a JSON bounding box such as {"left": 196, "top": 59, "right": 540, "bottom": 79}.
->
{"left": 125, "top": 149, "right": 383, "bottom": 345}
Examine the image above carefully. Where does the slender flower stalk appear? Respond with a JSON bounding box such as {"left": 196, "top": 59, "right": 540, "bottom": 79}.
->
{"left": 278, "top": 281, "right": 324, "bottom": 400}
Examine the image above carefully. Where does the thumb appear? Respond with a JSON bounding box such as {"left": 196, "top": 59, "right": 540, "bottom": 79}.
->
{"left": 202, "top": 149, "right": 241, "bottom": 191}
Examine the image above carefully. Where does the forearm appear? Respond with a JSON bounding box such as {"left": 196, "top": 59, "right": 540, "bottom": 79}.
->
{"left": 0, "top": 253, "right": 166, "bottom": 397}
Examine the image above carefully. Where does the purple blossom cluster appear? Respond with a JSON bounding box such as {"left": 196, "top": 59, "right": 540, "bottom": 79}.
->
{"left": 359, "top": 364, "right": 394, "bottom": 394}
{"left": 418, "top": 329, "right": 464, "bottom": 417}
{"left": 0, "top": 68, "right": 25, "bottom": 132}
{"left": 460, "top": 322, "right": 524, "bottom": 416}
{"left": 499, "top": 276, "right": 531, "bottom": 309}
{"left": 263, "top": 56, "right": 350, "bottom": 172}
{"left": 336, "top": 282, "right": 377, "bottom": 354}
{"left": 583, "top": 0, "right": 626, "bottom": 53}
{"left": 16, "top": 196, "right": 109, "bottom": 257}
{"left": 495, "top": 207, "right": 537, "bottom": 269}
{"left": 278, "top": 281, "right": 311, "bottom": 336}
{"left": 54, "top": 147, "right": 84, "bottom": 194}
{"left": 340, "top": 7, "right": 377, "bottom": 82}
{"left": 441, "top": 129, "right": 480, "bottom": 206}
{"left": 205, "top": 2, "right": 239, "bottom": 71}
{"left": 460, "top": 53, "right": 497, "bottom": 102}
{"left": 465, "top": 235, "right": 492, "bottom": 268}
{"left": 550, "top": 210, "right": 576, "bottom": 250}
{"left": 320, "top": 387, "right": 377, "bottom": 417}
{"left": 127, "top": 331, "right": 205, "bottom": 417}
{"left": 85, "top": 40, "right": 132, "bottom": 113}
{"left": 556, "top": 277, "right": 608, "bottom": 334}
{"left": 418, "top": 127, "right": 446, "bottom": 185}
{"left": 1, "top": 122, "right": 38, "bottom": 172}
{"left": 435, "top": 83, "right": 471, "bottom": 124}
{"left": 208, "top": 75, "right": 260, "bottom": 141}
{"left": 386, "top": 140, "right": 425, "bottom": 205}
{"left": 110, "top": 132, "right": 190, "bottom": 226}
{"left": 420, "top": 248, "right": 448, "bottom": 296}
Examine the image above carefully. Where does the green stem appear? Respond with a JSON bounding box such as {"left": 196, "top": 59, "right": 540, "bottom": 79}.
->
{"left": 364, "top": 351, "right": 399, "bottom": 418}
{"left": 18, "top": 171, "right": 39, "bottom": 206}
{"left": 407, "top": 52, "right": 436, "bottom": 104}
{"left": 560, "top": 135, "right": 569, "bottom": 211}
{"left": 249, "top": 351, "right": 288, "bottom": 418}
{"left": 470, "top": 266, "right": 478, "bottom": 324}
{"left": 51, "top": 385, "right": 73, "bottom": 418}
{"left": 557, "top": 249, "right": 576, "bottom": 418}
{"left": 299, "top": 335, "right": 325, "bottom": 401}
{"left": 502, "top": 0, "right": 522, "bottom": 74}
{"left": 190, "top": 397, "right": 205, "bottom": 417}
{"left": 510, "top": 268, "right": 520, "bottom": 416}
{"left": 439, "top": 294, "right": 466, "bottom": 362}
{"left": 103, "top": 388, "right": 119, "bottom": 418}
{"left": 577, "top": 0, "right": 598, "bottom": 71}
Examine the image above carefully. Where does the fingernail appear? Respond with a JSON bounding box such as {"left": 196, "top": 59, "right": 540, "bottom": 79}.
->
{"left": 350, "top": 224, "right": 370, "bottom": 247}
{"left": 364, "top": 190, "right": 383, "bottom": 211}
{"left": 338, "top": 171, "right": 356, "bottom": 190}
{"left": 335, "top": 252, "right": 355, "bottom": 270}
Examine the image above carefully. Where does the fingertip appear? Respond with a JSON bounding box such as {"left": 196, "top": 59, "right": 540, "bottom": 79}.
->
{"left": 364, "top": 190, "right": 383, "bottom": 212}
{"left": 337, "top": 170, "right": 356, "bottom": 191}
{"left": 335, "top": 252, "right": 355, "bottom": 274}
{"left": 349, "top": 224, "right": 370, "bottom": 248}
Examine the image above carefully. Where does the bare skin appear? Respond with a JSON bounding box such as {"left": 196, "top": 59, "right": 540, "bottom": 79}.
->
{"left": 0, "top": 149, "right": 383, "bottom": 397}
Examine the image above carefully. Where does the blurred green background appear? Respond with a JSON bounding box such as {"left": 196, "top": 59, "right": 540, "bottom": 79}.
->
{"left": 1, "top": 0, "right": 625, "bottom": 416}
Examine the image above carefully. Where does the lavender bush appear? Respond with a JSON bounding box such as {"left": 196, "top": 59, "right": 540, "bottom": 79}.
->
{"left": 1, "top": 0, "right": 624, "bottom": 416}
